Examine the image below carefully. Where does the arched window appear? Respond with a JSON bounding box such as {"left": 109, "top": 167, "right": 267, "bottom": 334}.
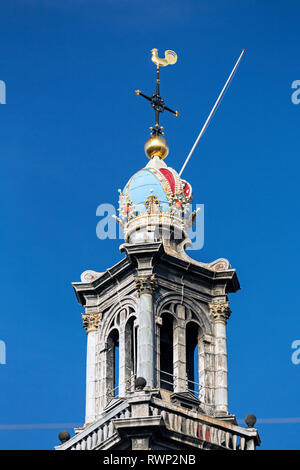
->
{"left": 125, "top": 316, "right": 137, "bottom": 391}
{"left": 186, "top": 322, "right": 199, "bottom": 397}
{"left": 106, "top": 329, "right": 119, "bottom": 398}
{"left": 160, "top": 313, "right": 174, "bottom": 391}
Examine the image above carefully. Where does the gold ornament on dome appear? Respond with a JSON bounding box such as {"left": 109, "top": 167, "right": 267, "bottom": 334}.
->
{"left": 144, "top": 135, "right": 169, "bottom": 159}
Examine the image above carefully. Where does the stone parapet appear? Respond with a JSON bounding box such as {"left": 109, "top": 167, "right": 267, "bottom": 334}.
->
{"left": 55, "top": 394, "right": 260, "bottom": 451}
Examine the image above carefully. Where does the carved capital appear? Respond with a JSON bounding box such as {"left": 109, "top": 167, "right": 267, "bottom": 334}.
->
{"left": 82, "top": 312, "right": 101, "bottom": 333}
{"left": 134, "top": 274, "right": 157, "bottom": 296}
{"left": 209, "top": 301, "right": 231, "bottom": 323}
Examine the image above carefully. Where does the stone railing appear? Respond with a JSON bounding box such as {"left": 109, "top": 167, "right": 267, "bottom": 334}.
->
{"left": 150, "top": 398, "right": 260, "bottom": 450}
{"left": 55, "top": 400, "right": 131, "bottom": 451}
{"left": 55, "top": 393, "right": 260, "bottom": 451}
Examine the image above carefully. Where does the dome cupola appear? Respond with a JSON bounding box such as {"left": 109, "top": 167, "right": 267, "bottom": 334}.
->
{"left": 118, "top": 153, "right": 193, "bottom": 244}
{"left": 116, "top": 48, "right": 196, "bottom": 245}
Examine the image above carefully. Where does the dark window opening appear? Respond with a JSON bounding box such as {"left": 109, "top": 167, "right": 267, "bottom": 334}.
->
{"left": 107, "top": 329, "right": 119, "bottom": 398}
{"left": 186, "top": 322, "right": 199, "bottom": 397}
{"left": 125, "top": 316, "right": 137, "bottom": 391}
{"left": 160, "top": 313, "right": 174, "bottom": 391}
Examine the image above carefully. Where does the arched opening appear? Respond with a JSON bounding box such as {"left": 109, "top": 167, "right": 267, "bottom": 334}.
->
{"left": 186, "top": 322, "right": 200, "bottom": 396}
{"left": 160, "top": 313, "right": 174, "bottom": 391}
{"left": 125, "top": 316, "right": 137, "bottom": 392}
{"left": 106, "top": 329, "right": 119, "bottom": 398}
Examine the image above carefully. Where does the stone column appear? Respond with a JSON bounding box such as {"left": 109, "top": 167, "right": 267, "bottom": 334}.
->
{"left": 209, "top": 301, "right": 231, "bottom": 416}
{"left": 173, "top": 304, "right": 186, "bottom": 393}
{"left": 82, "top": 312, "right": 100, "bottom": 425}
{"left": 198, "top": 334, "right": 214, "bottom": 414}
{"left": 97, "top": 341, "right": 106, "bottom": 417}
{"left": 134, "top": 275, "right": 156, "bottom": 388}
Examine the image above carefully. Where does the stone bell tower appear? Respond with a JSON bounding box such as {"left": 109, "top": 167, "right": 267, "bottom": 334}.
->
{"left": 55, "top": 49, "right": 260, "bottom": 451}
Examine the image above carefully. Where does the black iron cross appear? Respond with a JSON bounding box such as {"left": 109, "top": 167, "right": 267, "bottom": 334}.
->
{"left": 135, "top": 66, "right": 179, "bottom": 136}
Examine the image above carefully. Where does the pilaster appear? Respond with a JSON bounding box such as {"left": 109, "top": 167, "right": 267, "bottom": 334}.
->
{"left": 134, "top": 275, "right": 157, "bottom": 387}
{"left": 82, "top": 312, "right": 101, "bottom": 424}
{"left": 209, "top": 301, "right": 231, "bottom": 415}
{"left": 173, "top": 304, "right": 186, "bottom": 393}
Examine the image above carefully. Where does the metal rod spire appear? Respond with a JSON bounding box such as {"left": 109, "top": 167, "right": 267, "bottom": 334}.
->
{"left": 179, "top": 49, "right": 245, "bottom": 177}
{"left": 135, "top": 49, "right": 179, "bottom": 137}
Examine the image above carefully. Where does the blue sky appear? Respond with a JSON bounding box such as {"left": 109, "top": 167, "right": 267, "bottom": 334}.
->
{"left": 0, "top": 0, "right": 299, "bottom": 450}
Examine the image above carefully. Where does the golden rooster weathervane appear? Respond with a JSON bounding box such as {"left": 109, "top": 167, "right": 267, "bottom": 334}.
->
{"left": 135, "top": 48, "right": 179, "bottom": 138}
{"left": 151, "top": 48, "right": 178, "bottom": 67}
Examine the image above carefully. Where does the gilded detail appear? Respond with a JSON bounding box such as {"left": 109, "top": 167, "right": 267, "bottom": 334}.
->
{"left": 209, "top": 301, "right": 231, "bottom": 323}
{"left": 134, "top": 274, "right": 157, "bottom": 296}
{"left": 82, "top": 312, "right": 101, "bottom": 333}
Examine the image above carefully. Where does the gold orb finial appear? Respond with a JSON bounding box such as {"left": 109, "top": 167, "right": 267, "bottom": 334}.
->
{"left": 144, "top": 135, "right": 169, "bottom": 160}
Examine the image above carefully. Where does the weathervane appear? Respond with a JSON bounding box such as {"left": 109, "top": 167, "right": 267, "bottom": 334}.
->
{"left": 135, "top": 48, "right": 179, "bottom": 138}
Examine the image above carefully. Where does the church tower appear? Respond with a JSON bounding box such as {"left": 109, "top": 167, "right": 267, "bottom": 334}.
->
{"left": 56, "top": 49, "right": 260, "bottom": 451}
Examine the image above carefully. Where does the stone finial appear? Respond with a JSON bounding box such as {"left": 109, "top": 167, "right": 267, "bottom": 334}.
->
{"left": 245, "top": 414, "right": 257, "bottom": 428}
{"left": 209, "top": 301, "right": 231, "bottom": 323}
{"left": 58, "top": 430, "right": 70, "bottom": 444}
{"left": 134, "top": 274, "right": 157, "bottom": 296}
{"left": 135, "top": 377, "right": 147, "bottom": 390}
{"left": 82, "top": 312, "right": 101, "bottom": 333}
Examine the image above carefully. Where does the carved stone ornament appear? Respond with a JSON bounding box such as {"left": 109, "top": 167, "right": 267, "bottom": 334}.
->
{"left": 82, "top": 312, "right": 101, "bottom": 333}
{"left": 134, "top": 274, "right": 157, "bottom": 296}
{"left": 80, "top": 270, "right": 103, "bottom": 283}
{"left": 209, "top": 301, "right": 231, "bottom": 323}
{"left": 207, "top": 258, "right": 230, "bottom": 272}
